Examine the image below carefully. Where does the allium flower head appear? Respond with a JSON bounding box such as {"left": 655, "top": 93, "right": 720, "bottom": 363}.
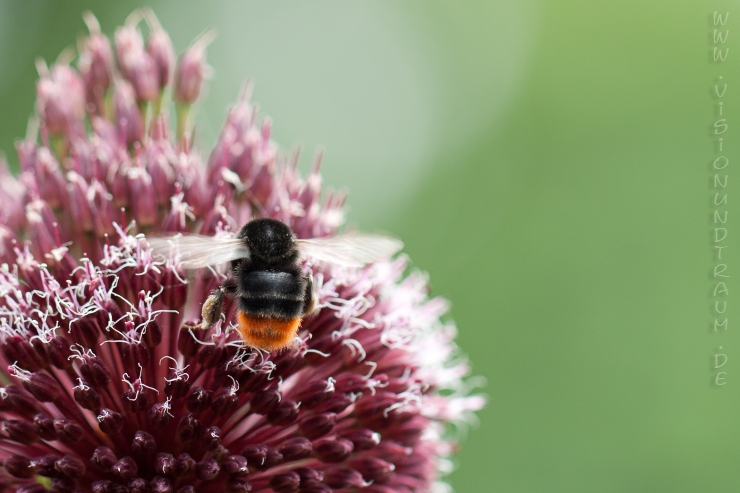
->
{"left": 0, "top": 10, "right": 483, "bottom": 493}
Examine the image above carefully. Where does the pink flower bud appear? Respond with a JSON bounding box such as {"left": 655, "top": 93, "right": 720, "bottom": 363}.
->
{"left": 126, "top": 164, "right": 158, "bottom": 227}
{"left": 115, "top": 25, "right": 159, "bottom": 101}
{"left": 36, "top": 64, "right": 86, "bottom": 137}
{"left": 79, "top": 13, "right": 114, "bottom": 116}
{"left": 173, "top": 34, "right": 212, "bottom": 104}
{"left": 147, "top": 29, "right": 175, "bottom": 89}
{"left": 113, "top": 80, "right": 144, "bottom": 145}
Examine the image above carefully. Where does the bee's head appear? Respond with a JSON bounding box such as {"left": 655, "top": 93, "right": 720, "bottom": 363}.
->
{"left": 240, "top": 218, "right": 295, "bottom": 262}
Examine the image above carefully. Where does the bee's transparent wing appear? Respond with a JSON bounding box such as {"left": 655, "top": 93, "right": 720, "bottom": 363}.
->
{"left": 148, "top": 234, "right": 250, "bottom": 269}
{"left": 296, "top": 233, "right": 403, "bottom": 268}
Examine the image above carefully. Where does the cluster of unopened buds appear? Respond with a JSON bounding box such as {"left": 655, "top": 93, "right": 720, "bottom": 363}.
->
{"left": 0, "top": 9, "right": 483, "bottom": 493}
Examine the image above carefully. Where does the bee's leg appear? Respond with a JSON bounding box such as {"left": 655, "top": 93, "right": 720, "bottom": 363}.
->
{"left": 302, "top": 273, "right": 318, "bottom": 317}
{"left": 198, "top": 279, "right": 238, "bottom": 329}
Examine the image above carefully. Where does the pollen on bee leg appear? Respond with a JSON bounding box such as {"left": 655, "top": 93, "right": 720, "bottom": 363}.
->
{"left": 198, "top": 288, "right": 225, "bottom": 329}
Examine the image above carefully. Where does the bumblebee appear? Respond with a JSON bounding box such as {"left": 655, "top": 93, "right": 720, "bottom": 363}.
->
{"left": 150, "top": 218, "right": 402, "bottom": 351}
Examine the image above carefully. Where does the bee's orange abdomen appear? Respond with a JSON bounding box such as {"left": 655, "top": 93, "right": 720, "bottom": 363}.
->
{"left": 236, "top": 311, "right": 302, "bottom": 351}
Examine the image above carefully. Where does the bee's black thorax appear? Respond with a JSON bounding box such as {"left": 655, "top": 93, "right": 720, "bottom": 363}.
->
{"left": 233, "top": 218, "right": 311, "bottom": 320}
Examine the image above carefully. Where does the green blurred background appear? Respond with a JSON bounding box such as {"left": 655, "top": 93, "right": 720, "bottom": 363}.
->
{"left": 1, "top": 1, "right": 739, "bottom": 491}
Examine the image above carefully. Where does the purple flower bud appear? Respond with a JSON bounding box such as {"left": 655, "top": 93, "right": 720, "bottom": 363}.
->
{"left": 338, "top": 427, "right": 381, "bottom": 451}
{"left": 199, "top": 426, "right": 221, "bottom": 451}
{"left": 323, "top": 466, "right": 367, "bottom": 489}
{"left": 90, "top": 446, "right": 117, "bottom": 473}
{"left": 313, "top": 437, "right": 354, "bottom": 463}
{"left": 267, "top": 398, "right": 299, "bottom": 426}
{"left": 176, "top": 413, "right": 200, "bottom": 442}
{"left": 36, "top": 64, "right": 86, "bottom": 137}
{"left": 299, "top": 412, "right": 336, "bottom": 439}
{"left": 211, "top": 386, "right": 238, "bottom": 416}
{"left": 313, "top": 394, "right": 355, "bottom": 414}
{"left": 122, "top": 386, "right": 149, "bottom": 413}
{"left": 173, "top": 36, "right": 211, "bottom": 104}
{"left": 66, "top": 171, "right": 95, "bottom": 232}
{"left": 29, "top": 338, "right": 50, "bottom": 369}
{"left": 131, "top": 429, "right": 156, "bottom": 456}
{"left": 47, "top": 336, "right": 72, "bottom": 369}
{"left": 154, "top": 452, "right": 175, "bottom": 476}
{"left": 79, "top": 14, "right": 114, "bottom": 116}
{"left": 3, "top": 420, "right": 38, "bottom": 444}
{"left": 11, "top": 369, "right": 59, "bottom": 402}
{"left": 173, "top": 453, "right": 195, "bottom": 478}
{"left": 293, "top": 379, "right": 334, "bottom": 409}
{"left": 51, "top": 477, "right": 77, "bottom": 493}
{"left": 146, "top": 22, "right": 175, "bottom": 89}
{"left": 195, "top": 457, "right": 219, "bottom": 481}
{"left": 79, "top": 353, "right": 112, "bottom": 388}
{"left": 250, "top": 388, "right": 281, "bottom": 414}
{"left": 196, "top": 343, "right": 227, "bottom": 369}
{"left": 54, "top": 455, "right": 86, "bottom": 479}
{"left": 277, "top": 437, "right": 312, "bottom": 461}
{"left": 4, "top": 455, "right": 33, "bottom": 478}
{"left": 33, "top": 413, "right": 56, "bottom": 441}
{"left": 151, "top": 476, "right": 173, "bottom": 493}
{"left": 113, "top": 80, "right": 144, "bottom": 145}
{"left": 177, "top": 486, "right": 195, "bottom": 493}
{"left": 0, "top": 385, "right": 37, "bottom": 415}
{"left": 348, "top": 457, "right": 395, "bottom": 483}
{"left": 54, "top": 419, "right": 83, "bottom": 443}
{"left": 225, "top": 478, "right": 252, "bottom": 493}
{"left": 269, "top": 471, "right": 300, "bottom": 493}
{"left": 164, "top": 370, "right": 190, "bottom": 399}
{"left": 128, "top": 478, "right": 149, "bottom": 493}
{"left": 97, "top": 408, "right": 124, "bottom": 435}
{"left": 147, "top": 402, "right": 172, "bottom": 429}
{"left": 185, "top": 386, "right": 211, "bottom": 413}
{"left": 4, "top": 335, "right": 45, "bottom": 372}
{"left": 294, "top": 467, "right": 322, "bottom": 488}
{"left": 112, "top": 456, "right": 138, "bottom": 480}
{"left": 221, "top": 454, "right": 248, "bottom": 477}
{"left": 126, "top": 162, "right": 158, "bottom": 227}
{"left": 245, "top": 446, "right": 282, "bottom": 471}
{"left": 115, "top": 24, "right": 159, "bottom": 101}
{"left": 31, "top": 454, "right": 60, "bottom": 476}
{"left": 73, "top": 380, "right": 101, "bottom": 410}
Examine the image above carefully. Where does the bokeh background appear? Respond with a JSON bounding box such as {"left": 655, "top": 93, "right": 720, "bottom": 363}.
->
{"left": 1, "top": 1, "right": 740, "bottom": 491}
